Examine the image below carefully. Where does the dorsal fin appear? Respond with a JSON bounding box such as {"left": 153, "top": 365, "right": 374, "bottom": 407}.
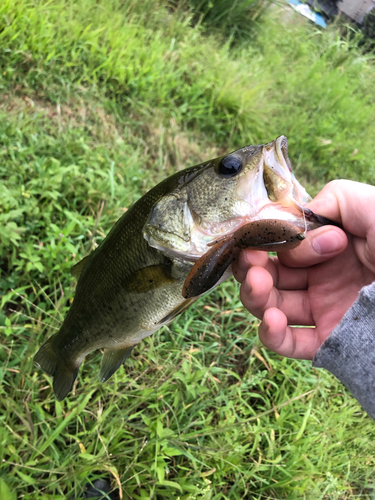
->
{"left": 70, "top": 255, "right": 91, "bottom": 279}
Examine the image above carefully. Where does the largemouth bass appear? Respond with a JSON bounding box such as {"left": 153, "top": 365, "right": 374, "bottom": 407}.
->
{"left": 34, "top": 136, "right": 335, "bottom": 400}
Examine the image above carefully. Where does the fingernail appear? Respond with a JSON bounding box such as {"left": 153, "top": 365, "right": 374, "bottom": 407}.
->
{"left": 312, "top": 230, "right": 344, "bottom": 255}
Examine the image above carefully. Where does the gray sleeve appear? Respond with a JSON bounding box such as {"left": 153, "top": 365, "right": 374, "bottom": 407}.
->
{"left": 313, "top": 281, "right": 375, "bottom": 419}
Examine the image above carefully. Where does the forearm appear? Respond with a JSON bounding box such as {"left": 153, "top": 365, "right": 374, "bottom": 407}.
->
{"left": 313, "top": 282, "right": 375, "bottom": 419}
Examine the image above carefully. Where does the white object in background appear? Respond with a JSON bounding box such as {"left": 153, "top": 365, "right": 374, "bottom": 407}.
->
{"left": 338, "top": 0, "right": 375, "bottom": 24}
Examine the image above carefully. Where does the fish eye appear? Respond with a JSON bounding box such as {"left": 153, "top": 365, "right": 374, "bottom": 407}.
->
{"left": 216, "top": 155, "right": 242, "bottom": 178}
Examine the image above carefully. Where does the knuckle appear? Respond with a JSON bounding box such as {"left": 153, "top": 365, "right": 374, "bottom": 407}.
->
{"left": 324, "top": 179, "right": 352, "bottom": 196}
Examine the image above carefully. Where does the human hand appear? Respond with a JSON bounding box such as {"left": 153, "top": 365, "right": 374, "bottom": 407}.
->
{"left": 233, "top": 180, "right": 375, "bottom": 360}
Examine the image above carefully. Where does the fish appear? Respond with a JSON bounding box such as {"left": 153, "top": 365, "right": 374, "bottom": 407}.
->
{"left": 34, "top": 135, "right": 336, "bottom": 400}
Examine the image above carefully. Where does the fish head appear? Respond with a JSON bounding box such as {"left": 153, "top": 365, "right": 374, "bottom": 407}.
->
{"left": 144, "top": 136, "right": 320, "bottom": 261}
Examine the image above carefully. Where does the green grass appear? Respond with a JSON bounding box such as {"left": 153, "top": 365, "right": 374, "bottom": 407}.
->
{"left": 1, "top": 0, "right": 375, "bottom": 498}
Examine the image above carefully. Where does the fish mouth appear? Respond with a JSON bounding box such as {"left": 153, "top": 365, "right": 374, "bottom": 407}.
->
{"left": 262, "top": 135, "right": 310, "bottom": 206}
{"left": 237, "top": 135, "right": 311, "bottom": 224}
{"left": 237, "top": 135, "right": 339, "bottom": 233}
{"left": 260, "top": 136, "right": 340, "bottom": 229}
{"left": 265, "top": 135, "right": 292, "bottom": 173}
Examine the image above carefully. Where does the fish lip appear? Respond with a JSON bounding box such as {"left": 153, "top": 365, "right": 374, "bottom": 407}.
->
{"left": 275, "top": 135, "right": 292, "bottom": 172}
{"left": 263, "top": 135, "right": 291, "bottom": 177}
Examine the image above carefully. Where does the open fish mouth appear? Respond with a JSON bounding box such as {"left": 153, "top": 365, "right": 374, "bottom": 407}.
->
{"left": 254, "top": 135, "right": 311, "bottom": 216}
{"left": 263, "top": 136, "right": 340, "bottom": 228}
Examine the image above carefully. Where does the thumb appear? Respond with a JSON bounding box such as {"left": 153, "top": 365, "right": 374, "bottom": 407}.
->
{"left": 278, "top": 225, "right": 348, "bottom": 268}
{"left": 279, "top": 179, "right": 375, "bottom": 270}
{"left": 307, "top": 180, "right": 375, "bottom": 238}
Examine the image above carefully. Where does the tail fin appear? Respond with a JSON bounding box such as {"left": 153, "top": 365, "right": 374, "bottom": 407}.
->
{"left": 34, "top": 338, "right": 80, "bottom": 401}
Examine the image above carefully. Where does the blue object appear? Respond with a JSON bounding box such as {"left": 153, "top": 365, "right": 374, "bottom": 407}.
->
{"left": 286, "top": 0, "right": 327, "bottom": 28}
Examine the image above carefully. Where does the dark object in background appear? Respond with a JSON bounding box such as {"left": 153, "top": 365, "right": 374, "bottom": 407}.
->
{"left": 288, "top": 0, "right": 375, "bottom": 47}
{"left": 82, "top": 479, "right": 118, "bottom": 500}
{"left": 306, "top": 0, "right": 338, "bottom": 18}
{"left": 293, "top": 0, "right": 375, "bottom": 35}
{"left": 363, "top": 7, "right": 375, "bottom": 39}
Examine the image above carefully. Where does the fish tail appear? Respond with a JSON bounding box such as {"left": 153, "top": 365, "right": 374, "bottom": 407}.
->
{"left": 34, "top": 338, "right": 80, "bottom": 401}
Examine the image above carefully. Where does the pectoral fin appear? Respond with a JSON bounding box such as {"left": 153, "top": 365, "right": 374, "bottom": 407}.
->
{"left": 182, "top": 236, "right": 239, "bottom": 299}
{"left": 99, "top": 345, "right": 136, "bottom": 383}
{"left": 158, "top": 298, "right": 196, "bottom": 325}
{"left": 125, "top": 264, "right": 176, "bottom": 294}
